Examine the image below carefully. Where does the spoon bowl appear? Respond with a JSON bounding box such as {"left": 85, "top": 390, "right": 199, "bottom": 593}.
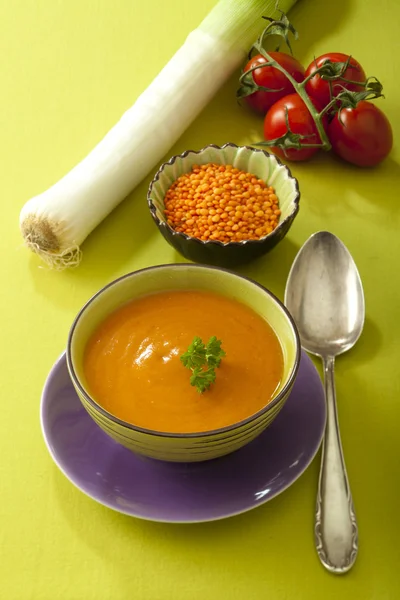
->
{"left": 285, "top": 230, "right": 365, "bottom": 357}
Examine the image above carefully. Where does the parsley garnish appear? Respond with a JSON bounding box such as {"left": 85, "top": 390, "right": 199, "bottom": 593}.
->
{"left": 180, "top": 336, "right": 226, "bottom": 393}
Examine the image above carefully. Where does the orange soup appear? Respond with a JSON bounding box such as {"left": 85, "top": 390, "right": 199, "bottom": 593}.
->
{"left": 83, "top": 290, "right": 284, "bottom": 433}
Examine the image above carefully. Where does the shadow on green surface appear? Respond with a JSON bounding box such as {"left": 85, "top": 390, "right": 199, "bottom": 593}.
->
{"left": 237, "top": 236, "right": 301, "bottom": 301}
{"left": 70, "top": 179, "right": 158, "bottom": 278}
{"left": 292, "top": 153, "right": 400, "bottom": 222}
{"left": 171, "top": 235, "right": 301, "bottom": 302}
{"left": 289, "top": 0, "right": 356, "bottom": 63}
{"left": 342, "top": 316, "right": 383, "bottom": 366}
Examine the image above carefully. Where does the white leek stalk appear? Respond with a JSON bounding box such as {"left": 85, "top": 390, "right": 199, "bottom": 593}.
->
{"left": 20, "top": 0, "right": 297, "bottom": 268}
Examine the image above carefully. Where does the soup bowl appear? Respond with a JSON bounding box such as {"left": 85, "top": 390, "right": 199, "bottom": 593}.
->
{"left": 67, "top": 264, "right": 300, "bottom": 462}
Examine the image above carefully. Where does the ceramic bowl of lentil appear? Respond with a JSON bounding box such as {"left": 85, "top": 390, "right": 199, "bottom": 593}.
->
{"left": 147, "top": 143, "right": 300, "bottom": 267}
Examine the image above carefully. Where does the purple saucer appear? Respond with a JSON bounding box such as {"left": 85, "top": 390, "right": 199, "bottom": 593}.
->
{"left": 41, "top": 351, "right": 326, "bottom": 523}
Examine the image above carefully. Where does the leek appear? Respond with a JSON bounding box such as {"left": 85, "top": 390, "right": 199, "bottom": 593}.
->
{"left": 20, "top": 0, "right": 297, "bottom": 268}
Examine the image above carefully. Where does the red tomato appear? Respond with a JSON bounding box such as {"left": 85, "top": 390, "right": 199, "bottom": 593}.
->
{"left": 305, "top": 53, "right": 366, "bottom": 108}
{"left": 242, "top": 52, "right": 305, "bottom": 114}
{"left": 328, "top": 101, "right": 392, "bottom": 167}
{"left": 264, "top": 93, "right": 326, "bottom": 161}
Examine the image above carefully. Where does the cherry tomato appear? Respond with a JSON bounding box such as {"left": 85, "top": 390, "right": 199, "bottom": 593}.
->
{"left": 328, "top": 101, "right": 392, "bottom": 167}
{"left": 263, "top": 93, "right": 326, "bottom": 162}
{"left": 242, "top": 52, "right": 305, "bottom": 114}
{"left": 305, "top": 53, "right": 366, "bottom": 109}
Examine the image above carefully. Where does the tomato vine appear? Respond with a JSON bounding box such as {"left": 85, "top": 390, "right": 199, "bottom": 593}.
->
{"left": 237, "top": 4, "right": 384, "bottom": 156}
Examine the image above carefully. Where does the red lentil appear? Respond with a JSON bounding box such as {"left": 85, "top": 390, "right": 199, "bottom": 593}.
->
{"left": 164, "top": 163, "right": 281, "bottom": 243}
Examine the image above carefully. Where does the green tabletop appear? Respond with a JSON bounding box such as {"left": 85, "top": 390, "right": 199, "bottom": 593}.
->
{"left": 1, "top": 0, "right": 399, "bottom": 598}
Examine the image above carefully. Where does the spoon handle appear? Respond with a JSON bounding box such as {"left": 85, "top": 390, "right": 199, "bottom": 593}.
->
{"left": 315, "top": 355, "right": 358, "bottom": 573}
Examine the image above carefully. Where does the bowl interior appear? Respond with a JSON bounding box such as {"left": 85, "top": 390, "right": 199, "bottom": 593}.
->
{"left": 148, "top": 144, "right": 299, "bottom": 241}
{"left": 69, "top": 265, "right": 299, "bottom": 424}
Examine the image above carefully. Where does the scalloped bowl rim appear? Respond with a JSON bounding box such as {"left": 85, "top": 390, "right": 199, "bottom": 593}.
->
{"left": 147, "top": 143, "right": 300, "bottom": 249}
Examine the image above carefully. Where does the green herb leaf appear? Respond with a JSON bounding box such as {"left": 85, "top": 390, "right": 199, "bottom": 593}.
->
{"left": 205, "top": 336, "right": 226, "bottom": 369}
{"left": 181, "top": 335, "right": 225, "bottom": 393}
{"left": 180, "top": 336, "right": 207, "bottom": 370}
{"left": 190, "top": 366, "right": 216, "bottom": 394}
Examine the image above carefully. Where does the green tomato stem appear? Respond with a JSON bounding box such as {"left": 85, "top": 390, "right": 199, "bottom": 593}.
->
{"left": 254, "top": 42, "right": 332, "bottom": 151}
{"left": 301, "top": 71, "right": 317, "bottom": 86}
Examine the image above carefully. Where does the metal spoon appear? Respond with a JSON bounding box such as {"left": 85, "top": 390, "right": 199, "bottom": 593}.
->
{"left": 284, "top": 231, "right": 365, "bottom": 574}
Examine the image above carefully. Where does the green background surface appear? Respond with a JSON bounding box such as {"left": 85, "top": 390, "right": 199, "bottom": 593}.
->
{"left": 1, "top": 0, "right": 399, "bottom": 598}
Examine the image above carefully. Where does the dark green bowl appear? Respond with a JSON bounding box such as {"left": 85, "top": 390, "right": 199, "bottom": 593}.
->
{"left": 147, "top": 143, "right": 300, "bottom": 268}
